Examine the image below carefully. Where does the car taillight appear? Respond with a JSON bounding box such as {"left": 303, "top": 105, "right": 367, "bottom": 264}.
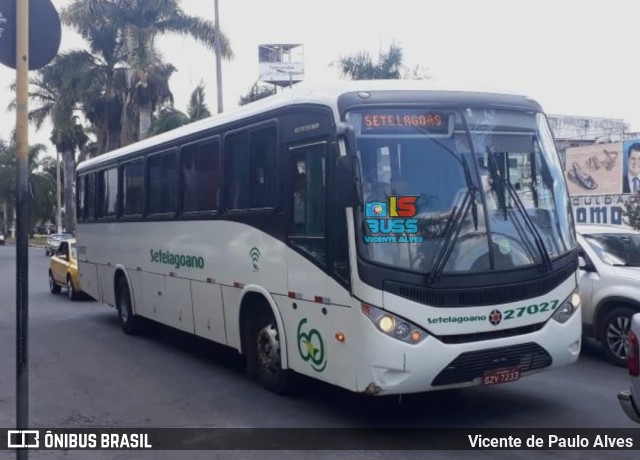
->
{"left": 628, "top": 330, "right": 639, "bottom": 377}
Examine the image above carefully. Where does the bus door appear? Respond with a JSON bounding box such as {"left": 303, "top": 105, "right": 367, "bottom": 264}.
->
{"left": 285, "top": 141, "right": 351, "bottom": 379}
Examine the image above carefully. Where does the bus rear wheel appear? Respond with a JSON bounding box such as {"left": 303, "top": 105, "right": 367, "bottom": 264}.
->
{"left": 115, "top": 277, "right": 143, "bottom": 335}
{"left": 248, "top": 310, "right": 295, "bottom": 394}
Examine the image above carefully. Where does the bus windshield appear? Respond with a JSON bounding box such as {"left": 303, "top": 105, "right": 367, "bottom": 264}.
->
{"left": 346, "top": 108, "right": 575, "bottom": 275}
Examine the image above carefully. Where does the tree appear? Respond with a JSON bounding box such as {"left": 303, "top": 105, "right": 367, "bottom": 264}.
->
{"left": 333, "top": 43, "right": 428, "bottom": 80}
{"left": 21, "top": 57, "right": 89, "bottom": 235}
{"left": 623, "top": 192, "right": 640, "bottom": 230}
{"left": 187, "top": 82, "right": 211, "bottom": 121}
{"left": 151, "top": 82, "right": 211, "bottom": 135}
{"left": 62, "top": 0, "right": 234, "bottom": 143}
{"left": 0, "top": 141, "right": 56, "bottom": 234}
{"left": 238, "top": 82, "right": 277, "bottom": 106}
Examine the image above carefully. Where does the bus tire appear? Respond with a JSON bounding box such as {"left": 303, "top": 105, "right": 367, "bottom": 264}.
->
{"left": 600, "top": 306, "right": 635, "bottom": 367}
{"left": 248, "top": 309, "right": 295, "bottom": 394}
{"left": 115, "top": 276, "right": 143, "bottom": 335}
{"left": 49, "top": 270, "right": 61, "bottom": 294}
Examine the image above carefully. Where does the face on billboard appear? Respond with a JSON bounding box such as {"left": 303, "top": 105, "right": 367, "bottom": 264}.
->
{"left": 629, "top": 146, "right": 640, "bottom": 177}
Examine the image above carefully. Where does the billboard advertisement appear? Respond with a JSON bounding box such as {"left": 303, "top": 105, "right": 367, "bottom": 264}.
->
{"left": 571, "top": 194, "right": 633, "bottom": 227}
{"left": 564, "top": 142, "right": 622, "bottom": 196}
{"left": 258, "top": 44, "right": 304, "bottom": 86}
{"left": 622, "top": 139, "right": 640, "bottom": 194}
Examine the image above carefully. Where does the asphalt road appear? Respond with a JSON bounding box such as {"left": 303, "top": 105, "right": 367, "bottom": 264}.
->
{"left": 0, "top": 247, "right": 637, "bottom": 459}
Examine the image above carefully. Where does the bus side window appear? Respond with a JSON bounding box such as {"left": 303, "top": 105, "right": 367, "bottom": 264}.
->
{"left": 224, "top": 131, "right": 250, "bottom": 210}
{"left": 85, "top": 173, "right": 96, "bottom": 221}
{"left": 122, "top": 160, "right": 144, "bottom": 216}
{"left": 289, "top": 143, "right": 326, "bottom": 267}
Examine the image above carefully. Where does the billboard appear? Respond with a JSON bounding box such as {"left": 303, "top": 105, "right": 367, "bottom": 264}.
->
{"left": 564, "top": 142, "right": 622, "bottom": 196}
{"left": 258, "top": 44, "right": 304, "bottom": 86}
{"left": 571, "top": 194, "right": 633, "bottom": 227}
{"left": 622, "top": 139, "right": 640, "bottom": 194}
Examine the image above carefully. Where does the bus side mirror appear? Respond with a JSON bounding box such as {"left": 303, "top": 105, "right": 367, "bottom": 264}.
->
{"left": 333, "top": 155, "right": 362, "bottom": 208}
{"left": 337, "top": 122, "right": 357, "bottom": 156}
{"left": 334, "top": 122, "right": 362, "bottom": 208}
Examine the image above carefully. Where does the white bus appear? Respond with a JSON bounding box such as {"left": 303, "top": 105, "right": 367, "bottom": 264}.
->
{"left": 75, "top": 81, "right": 581, "bottom": 395}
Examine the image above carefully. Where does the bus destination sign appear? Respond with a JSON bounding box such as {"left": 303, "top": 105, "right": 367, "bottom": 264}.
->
{"left": 361, "top": 110, "right": 449, "bottom": 135}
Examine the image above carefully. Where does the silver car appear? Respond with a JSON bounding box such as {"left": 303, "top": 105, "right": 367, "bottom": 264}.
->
{"left": 577, "top": 224, "right": 640, "bottom": 366}
{"left": 618, "top": 312, "right": 640, "bottom": 423}
{"left": 45, "top": 233, "right": 73, "bottom": 257}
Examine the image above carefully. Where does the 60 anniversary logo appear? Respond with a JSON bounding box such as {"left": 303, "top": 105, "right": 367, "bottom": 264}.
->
{"left": 296, "top": 318, "right": 327, "bottom": 372}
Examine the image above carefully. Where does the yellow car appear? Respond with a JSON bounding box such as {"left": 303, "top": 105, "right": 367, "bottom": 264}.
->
{"left": 49, "top": 238, "right": 82, "bottom": 300}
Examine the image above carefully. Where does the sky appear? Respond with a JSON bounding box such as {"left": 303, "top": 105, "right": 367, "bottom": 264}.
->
{"left": 1, "top": 0, "right": 639, "bottom": 156}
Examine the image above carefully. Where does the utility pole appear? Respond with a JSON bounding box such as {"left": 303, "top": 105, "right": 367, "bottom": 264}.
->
{"left": 56, "top": 150, "right": 61, "bottom": 233}
{"left": 214, "top": 0, "right": 223, "bottom": 113}
{"left": 15, "top": 1, "right": 30, "bottom": 458}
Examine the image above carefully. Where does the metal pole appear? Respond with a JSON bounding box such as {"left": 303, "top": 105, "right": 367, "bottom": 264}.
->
{"left": 15, "top": 0, "right": 30, "bottom": 458}
{"left": 56, "top": 150, "right": 61, "bottom": 233}
{"left": 214, "top": 0, "right": 223, "bottom": 113}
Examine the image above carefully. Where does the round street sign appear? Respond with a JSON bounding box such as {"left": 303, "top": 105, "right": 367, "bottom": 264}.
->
{"left": 0, "top": 0, "right": 62, "bottom": 70}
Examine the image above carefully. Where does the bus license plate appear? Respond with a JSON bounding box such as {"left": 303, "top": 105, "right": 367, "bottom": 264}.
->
{"left": 482, "top": 368, "right": 520, "bottom": 385}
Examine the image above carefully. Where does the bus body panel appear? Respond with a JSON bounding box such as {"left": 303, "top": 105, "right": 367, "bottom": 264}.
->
{"left": 191, "top": 281, "right": 226, "bottom": 343}
{"left": 164, "top": 276, "right": 194, "bottom": 333}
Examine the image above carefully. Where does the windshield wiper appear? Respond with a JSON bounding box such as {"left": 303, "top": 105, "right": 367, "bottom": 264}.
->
{"left": 428, "top": 136, "right": 478, "bottom": 231}
{"left": 422, "top": 137, "right": 478, "bottom": 284}
{"left": 486, "top": 147, "right": 553, "bottom": 272}
{"left": 428, "top": 192, "right": 472, "bottom": 284}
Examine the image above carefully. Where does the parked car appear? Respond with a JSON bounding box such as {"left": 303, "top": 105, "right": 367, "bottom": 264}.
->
{"left": 577, "top": 224, "right": 640, "bottom": 366}
{"left": 48, "top": 239, "right": 82, "bottom": 300}
{"left": 45, "top": 233, "right": 72, "bottom": 256}
{"left": 0, "top": 232, "right": 4, "bottom": 245}
{"left": 618, "top": 312, "right": 640, "bottom": 423}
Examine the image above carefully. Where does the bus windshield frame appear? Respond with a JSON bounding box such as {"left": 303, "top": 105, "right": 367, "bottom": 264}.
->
{"left": 345, "top": 107, "right": 576, "bottom": 277}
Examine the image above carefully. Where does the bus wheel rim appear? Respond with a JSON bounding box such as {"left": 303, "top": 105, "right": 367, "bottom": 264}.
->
{"left": 257, "top": 324, "right": 280, "bottom": 374}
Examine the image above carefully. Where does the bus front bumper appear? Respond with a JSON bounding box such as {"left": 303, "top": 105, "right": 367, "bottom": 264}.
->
{"left": 356, "top": 311, "right": 581, "bottom": 395}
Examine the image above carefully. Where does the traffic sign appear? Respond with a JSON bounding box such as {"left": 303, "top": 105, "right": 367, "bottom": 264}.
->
{"left": 0, "top": 0, "right": 61, "bottom": 70}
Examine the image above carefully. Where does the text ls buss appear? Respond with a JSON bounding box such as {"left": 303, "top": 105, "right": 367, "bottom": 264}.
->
{"left": 75, "top": 81, "right": 581, "bottom": 395}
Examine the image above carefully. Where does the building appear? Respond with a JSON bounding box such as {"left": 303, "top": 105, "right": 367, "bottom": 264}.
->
{"left": 547, "top": 114, "right": 631, "bottom": 166}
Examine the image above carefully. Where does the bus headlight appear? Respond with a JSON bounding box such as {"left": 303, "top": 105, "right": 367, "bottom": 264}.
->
{"left": 552, "top": 291, "right": 581, "bottom": 324}
{"left": 361, "top": 303, "right": 428, "bottom": 344}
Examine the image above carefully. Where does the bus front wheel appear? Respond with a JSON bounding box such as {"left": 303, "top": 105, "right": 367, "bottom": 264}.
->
{"left": 248, "top": 310, "right": 295, "bottom": 394}
{"left": 115, "top": 277, "right": 143, "bottom": 335}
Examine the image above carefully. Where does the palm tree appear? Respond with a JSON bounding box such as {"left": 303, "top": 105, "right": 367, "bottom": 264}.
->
{"left": 151, "top": 82, "right": 212, "bottom": 135}
{"left": 239, "top": 82, "right": 277, "bottom": 106}
{"left": 62, "top": 0, "right": 234, "bottom": 143}
{"left": 50, "top": 124, "right": 89, "bottom": 234}
{"left": 186, "top": 82, "right": 211, "bottom": 121}
{"left": 333, "top": 43, "right": 428, "bottom": 80}
{"left": 22, "top": 57, "right": 89, "bottom": 235}
{"left": 0, "top": 141, "right": 56, "bottom": 234}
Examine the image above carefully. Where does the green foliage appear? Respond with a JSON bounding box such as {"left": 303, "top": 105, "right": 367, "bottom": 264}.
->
{"left": 0, "top": 140, "right": 56, "bottom": 229}
{"left": 151, "top": 82, "right": 211, "bottom": 135}
{"left": 333, "top": 43, "right": 429, "bottom": 80}
{"left": 238, "top": 82, "right": 277, "bottom": 106}
{"left": 623, "top": 192, "right": 640, "bottom": 230}
{"left": 61, "top": 0, "right": 233, "bottom": 142}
